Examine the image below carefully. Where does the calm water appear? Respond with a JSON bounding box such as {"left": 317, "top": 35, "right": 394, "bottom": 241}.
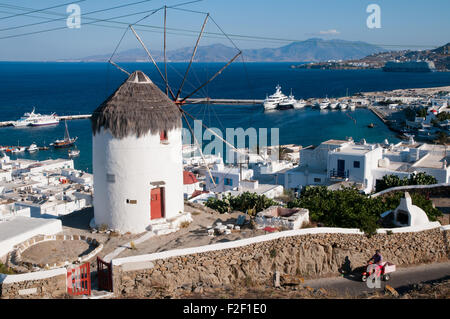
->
{"left": 1, "top": 62, "right": 450, "bottom": 172}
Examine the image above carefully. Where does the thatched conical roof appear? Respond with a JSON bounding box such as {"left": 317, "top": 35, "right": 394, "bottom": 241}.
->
{"left": 92, "top": 71, "right": 182, "bottom": 139}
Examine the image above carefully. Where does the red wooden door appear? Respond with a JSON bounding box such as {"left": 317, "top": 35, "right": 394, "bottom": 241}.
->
{"left": 151, "top": 187, "right": 164, "bottom": 220}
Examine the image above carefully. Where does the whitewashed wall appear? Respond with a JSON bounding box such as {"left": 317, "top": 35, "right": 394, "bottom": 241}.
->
{"left": 93, "top": 127, "right": 184, "bottom": 233}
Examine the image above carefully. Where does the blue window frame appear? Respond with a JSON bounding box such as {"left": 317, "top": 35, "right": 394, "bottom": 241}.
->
{"left": 210, "top": 176, "right": 219, "bottom": 184}
{"left": 224, "top": 178, "right": 233, "bottom": 186}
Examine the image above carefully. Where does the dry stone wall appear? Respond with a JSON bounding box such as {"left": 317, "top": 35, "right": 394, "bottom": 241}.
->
{"left": 0, "top": 269, "right": 67, "bottom": 299}
{"left": 113, "top": 228, "right": 450, "bottom": 297}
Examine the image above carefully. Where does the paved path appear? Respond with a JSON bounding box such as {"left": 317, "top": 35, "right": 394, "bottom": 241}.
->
{"left": 303, "top": 261, "right": 450, "bottom": 296}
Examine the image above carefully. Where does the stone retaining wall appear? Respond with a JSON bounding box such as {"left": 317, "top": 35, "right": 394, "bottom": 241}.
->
{"left": 0, "top": 268, "right": 67, "bottom": 299}
{"left": 112, "top": 228, "right": 450, "bottom": 297}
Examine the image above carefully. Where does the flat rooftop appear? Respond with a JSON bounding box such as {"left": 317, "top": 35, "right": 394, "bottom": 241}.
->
{"left": 322, "top": 139, "right": 348, "bottom": 146}
{"left": 0, "top": 216, "right": 62, "bottom": 258}
{"left": 414, "top": 154, "right": 450, "bottom": 169}
{"left": 336, "top": 144, "right": 377, "bottom": 155}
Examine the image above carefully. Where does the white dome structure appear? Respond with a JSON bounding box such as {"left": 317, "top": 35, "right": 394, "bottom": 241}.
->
{"left": 91, "top": 71, "right": 184, "bottom": 233}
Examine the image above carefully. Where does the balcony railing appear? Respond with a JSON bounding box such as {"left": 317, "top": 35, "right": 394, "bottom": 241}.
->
{"left": 329, "top": 168, "right": 349, "bottom": 179}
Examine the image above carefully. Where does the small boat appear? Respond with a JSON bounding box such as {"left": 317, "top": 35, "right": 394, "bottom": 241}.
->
{"left": 368, "top": 123, "right": 375, "bottom": 128}
{"left": 319, "top": 97, "right": 330, "bottom": 109}
{"left": 51, "top": 120, "right": 77, "bottom": 148}
{"left": 339, "top": 102, "right": 348, "bottom": 110}
{"left": 11, "top": 146, "right": 26, "bottom": 153}
{"left": 329, "top": 101, "right": 339, "bottom": 109}
{"left": 27, "top": 143, "right": 39, "bottom": 152}
{"left": 349, "top": 102, "right": 356, "bottom": 111}
{"left": 68, "top": 149, "right": 80, "bottom": 157}
{"left": 293, "top": 99, "right": 306, "bottom": 109}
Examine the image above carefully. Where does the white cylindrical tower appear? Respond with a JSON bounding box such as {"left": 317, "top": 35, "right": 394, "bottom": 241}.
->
{"left": 91, "top": 71, "right": 184, "bottom": 233}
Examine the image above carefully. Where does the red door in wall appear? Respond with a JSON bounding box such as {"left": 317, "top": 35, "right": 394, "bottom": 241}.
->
{"left": 150, "top": 187, "right": 164, "bottom": 220}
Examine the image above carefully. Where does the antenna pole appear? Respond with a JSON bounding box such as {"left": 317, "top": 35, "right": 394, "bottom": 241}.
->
{"left": 180, "top": 51, "right": 241, "bottom": 103}
{"left": 129, "top": 25, "right": 176, "bottom": 100}
{"left": 164, "top": 5, "right": 168, "bottom": 95}
{"left": 175, "top": 13, "right": 209, "bottom": 101}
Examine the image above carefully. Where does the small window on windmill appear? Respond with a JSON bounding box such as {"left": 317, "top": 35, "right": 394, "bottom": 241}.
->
{"left": 160, "top": 130, "right": 169, "bottom": 144}
{"left": 107, "top": 174, "right": 115, "bottom": 183}
{"left": 126, "top": 199, "right": 137, "bottom": 204}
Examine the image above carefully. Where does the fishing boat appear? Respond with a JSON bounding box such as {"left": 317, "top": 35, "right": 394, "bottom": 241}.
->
{"left": 51, "top": 120, "right": 77, "bottom": 148}
{"left": 27, "top": 143, "right": 39, "bottom": 152}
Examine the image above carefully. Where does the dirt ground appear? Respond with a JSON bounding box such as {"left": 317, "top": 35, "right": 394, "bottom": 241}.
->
{"left": 59, "top": 204, "right": 267, "bottom": 265}
{"left": 60, "top": 207, "right": 143, "bottom": 260}
{"left": 116, "top": 204, "right": 266, "bottom": 259}
{"left": 21, "top": 240, "right": 93, "bottom": 265}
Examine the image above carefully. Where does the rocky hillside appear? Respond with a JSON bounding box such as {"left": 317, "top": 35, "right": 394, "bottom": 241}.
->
{"left": 74, "top": 38, "right": 384, "bottom": 63}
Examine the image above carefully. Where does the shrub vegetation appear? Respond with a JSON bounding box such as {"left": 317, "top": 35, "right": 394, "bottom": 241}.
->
{"left": 287, "top": 186, "right": 441, "bottom": 235}
{"left": 205, "top": 192, "right": 278, "bottom": 214}
{"left": 375, "top": 173, "right": 438, "bottom": 193}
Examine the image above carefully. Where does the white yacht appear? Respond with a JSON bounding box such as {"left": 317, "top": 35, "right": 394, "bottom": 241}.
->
{"left": 339, "top": 102, "right": 348, "bottom": 110}
{"left": 349, "top": 102, "right": 356, "bottom": 111}
{"left": 319, "top": 97, "right": 330, "bottom": 109}
{"left": 13, "top": 108, "right": 59, "bottom": 127}
{"left": 263, "top": 85, "right": 287, "bottom": 110}
{"left": 329, "top": 101, "right": 339, "bottom": 109}
{"left": 294, "top": 99, "right": 306, "bottom": 109}
{"left": 278, "top": 90, "right": 297, "bottom": 109}
{"left": 27, "top": 143, "right": 39, "bottom": 152}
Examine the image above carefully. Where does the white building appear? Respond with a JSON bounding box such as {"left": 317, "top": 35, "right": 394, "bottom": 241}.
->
{"left": 284, "top": 138, "right": 449, "bottom": 194}
{"left": 92, "top": 71, "right": 187, "bottom": 234}
{"left": 183, "top": 170, "right": 202, "bottom": 199}
{"left": 204, "top": 159, "right": 284, "bottom": 199}
{"left": 205, "top": 159, "right": 254, "bottom": 193}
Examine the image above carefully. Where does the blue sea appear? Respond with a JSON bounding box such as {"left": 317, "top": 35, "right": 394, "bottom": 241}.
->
{"left": 1, "top": 62, "right": 450, "bottom": 172}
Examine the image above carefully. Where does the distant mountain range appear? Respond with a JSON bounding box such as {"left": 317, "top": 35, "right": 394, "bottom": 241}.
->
{"left": 69, "top": 38, "right": 386, "bottom": 63}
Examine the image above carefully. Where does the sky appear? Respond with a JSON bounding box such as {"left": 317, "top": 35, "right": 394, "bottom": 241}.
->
{"left": 0, "top": 0, "right": 449, "bottom": 61}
